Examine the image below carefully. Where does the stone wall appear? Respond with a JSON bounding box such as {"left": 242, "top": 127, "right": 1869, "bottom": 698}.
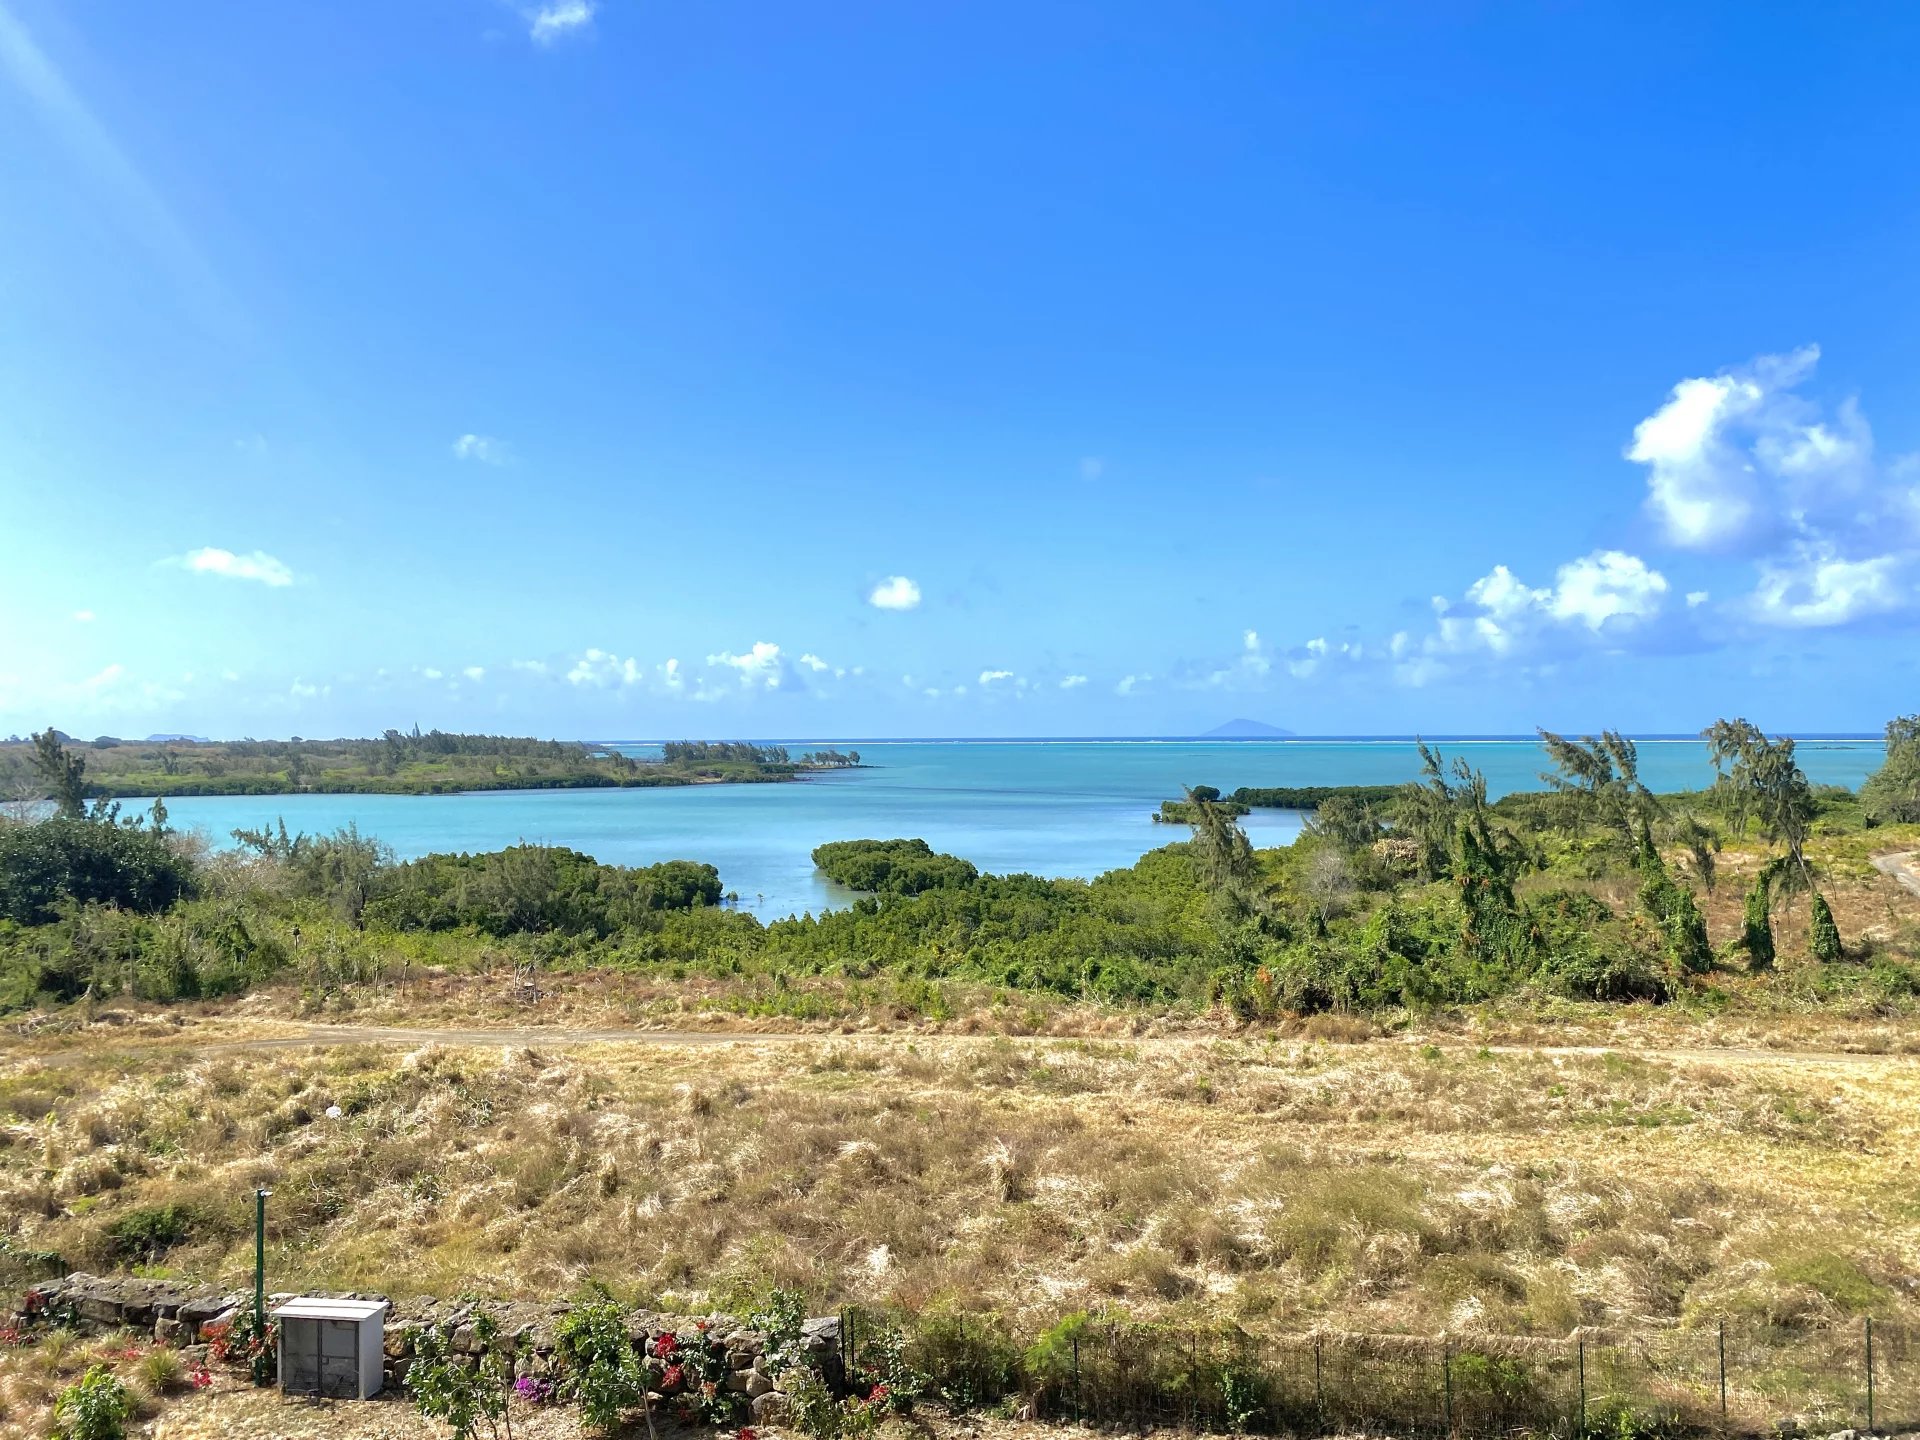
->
{"left": 13, "top": 1272, "right": 837, "bottom": 1420}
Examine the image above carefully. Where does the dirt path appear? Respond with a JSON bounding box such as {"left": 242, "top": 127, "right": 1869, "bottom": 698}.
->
{"left": 1873, "top": 849, "right": 1920, "bottom": 898}
{"left": 7, "top": 1020, "right": 1912, "bottom": 1071}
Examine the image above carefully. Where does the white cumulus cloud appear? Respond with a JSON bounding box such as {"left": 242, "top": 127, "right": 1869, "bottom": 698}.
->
{"left": 174, "top": 547, "right": 295, "bottom": 587}
{"left": 708, "top": 641, "right": 786, "bottom": 688}
{"left": 528, "top": 1, "right": 595, "bottom": 44}
{"left": 1060, "top": 674, "right": 1089, "bottom": 689}
{"left": 1745, "top": 544, "right": 1906, "bottom": 628}
{"left": 867, "top": 575, "right": 921, "bottom": 610}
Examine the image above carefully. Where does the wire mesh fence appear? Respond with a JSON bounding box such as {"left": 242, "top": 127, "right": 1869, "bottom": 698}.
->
{"left": 852, "top": 1306, "right": 1917, "bottom": 1437}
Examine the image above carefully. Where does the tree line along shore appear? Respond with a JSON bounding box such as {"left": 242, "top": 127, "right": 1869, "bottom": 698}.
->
{"left": 0, "top": 730, "right": 862, "bottom": 799}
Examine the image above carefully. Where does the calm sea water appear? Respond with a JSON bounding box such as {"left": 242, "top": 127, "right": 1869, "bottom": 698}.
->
{"left": 158, "top": 739, "right": 1885, "bottom": 919}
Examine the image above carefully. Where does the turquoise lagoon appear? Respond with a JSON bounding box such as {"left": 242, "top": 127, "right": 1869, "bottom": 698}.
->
{"left": 157, "top": 738, "right": 1885, "bottom": 920}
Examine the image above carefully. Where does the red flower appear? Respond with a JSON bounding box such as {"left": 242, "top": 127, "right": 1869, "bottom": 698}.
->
{"left": 695, "top": 1319, "right": 711, "bottom": 1332}
{"left": 739, "top": 1428, "right": 759, "bottom": 1440}
{"left": 655, "top": 1332, "right": 680, "bottom": 1359}
{"left": 188, "top": 1365, "right": 213, "bottom": 1390}
{"left": 869, "top": 1383, "right": 890, "bottom": 1402}
{"left": 662, "top": 1363, "right": 685, "bottom": 1390}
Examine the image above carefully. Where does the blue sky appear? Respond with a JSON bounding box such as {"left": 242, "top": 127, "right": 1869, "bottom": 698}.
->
{"left": 3, "top": 1, "right": 1918, "bottom": 740}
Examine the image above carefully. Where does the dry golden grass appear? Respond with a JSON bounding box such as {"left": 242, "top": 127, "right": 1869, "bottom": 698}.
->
{"left": 2, "top": 1019, "right": 1914, "bottom": 1354}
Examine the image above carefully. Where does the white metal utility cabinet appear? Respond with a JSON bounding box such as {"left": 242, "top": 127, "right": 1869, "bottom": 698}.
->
{"left": 271, "top": 1297, "right": 388, "bottom": 1399}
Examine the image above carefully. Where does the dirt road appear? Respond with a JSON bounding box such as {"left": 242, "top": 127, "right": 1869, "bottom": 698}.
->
{"left": 1873, "top": 849, "right": 1920, "bottom": 898}
{"left": 7, "top": 1019, "right": 1911, "bottom": 1071}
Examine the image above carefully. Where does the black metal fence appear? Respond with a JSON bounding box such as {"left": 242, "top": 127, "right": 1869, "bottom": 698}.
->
{"left": 843, "top": 1307, "right": 1915, "bottom": 1437}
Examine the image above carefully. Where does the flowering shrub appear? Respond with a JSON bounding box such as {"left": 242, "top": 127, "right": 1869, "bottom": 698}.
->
{"left": 187, "top": 1363, "right": 213, "bottom": 1391}
{"left": 203, "top": 1305, "right": 276, "bottom": 1385}
{"left": 513, "top": 1374, "right": 556, "bottom": 1406}
{"left": 849, "top": 1319, "right": 925, "bottom": 1417}
{"left": 651, "top": 1325, "right": 736, "bottom": 1425}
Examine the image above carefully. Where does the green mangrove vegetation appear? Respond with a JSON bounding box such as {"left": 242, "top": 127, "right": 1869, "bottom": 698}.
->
{"left": 1, "top": 723, "right": 1917, "bottom": 1019}
{"left": 0, "top": 728, "right": 839, "bottom": 800}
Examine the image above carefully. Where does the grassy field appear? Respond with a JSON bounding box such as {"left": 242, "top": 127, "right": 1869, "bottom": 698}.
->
{"left": 4, "top": 1012, "right": 1915, "bottom": 1336}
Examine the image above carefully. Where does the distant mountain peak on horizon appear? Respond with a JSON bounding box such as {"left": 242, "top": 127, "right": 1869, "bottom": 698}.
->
{"left": 1201, "top": 718, "right": 1295, "bottom": 738}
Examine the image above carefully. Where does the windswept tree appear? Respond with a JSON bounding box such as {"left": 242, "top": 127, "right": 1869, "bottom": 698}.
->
{"left": 1703, "top": 717, "right": 1838, "bottom": 961}
{"left": 1538, "top": 729, "right": 1661, "bottom": 844}
{"left": 1399, "top": 741, "right": 1478, "bottom": 881}
{"left": 1542, "top": 729, "right": 1719, "bottom": 891}
{"left": 1183, "top": 785, "right": 1264, "bottom": 926}
{"left": 1401, "top": 743, "right": 1530, "bottom": 963}
{"left": 30, "top": 729, "right": 89, "bottom": 819}
{"left": 1861, "top": 715, "right": 1920, "bottom": 824}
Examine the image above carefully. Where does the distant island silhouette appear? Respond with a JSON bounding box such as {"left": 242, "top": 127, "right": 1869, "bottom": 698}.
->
{"left": 1200, "top": 718, "right": 1296, "bottom": 738}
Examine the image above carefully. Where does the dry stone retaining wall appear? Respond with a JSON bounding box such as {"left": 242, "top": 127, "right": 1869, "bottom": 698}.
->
{"left": 13, "top": 1272, "right": 836, "bottom": 1420}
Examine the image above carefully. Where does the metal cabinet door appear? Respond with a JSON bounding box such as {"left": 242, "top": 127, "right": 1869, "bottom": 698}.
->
{"left": 283, "top": 1319, "right": 322, "bottom": 1393}
{"left": 319, "top": 1318, "right": 360, "bottom": 1398}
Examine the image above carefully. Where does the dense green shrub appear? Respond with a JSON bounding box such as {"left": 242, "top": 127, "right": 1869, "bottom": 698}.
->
{"left": 811, "top": 839, "right": 979, "bottom": 896}
{"left": 53, "top": 1366, "right": 131, "bottom": 1440}
{"left": 554, "top": 1299, "right": 647, "bottom": 1434}
{"left": 1527, "top": 890, "right": 1670, "bottom": 1002}
{"left": 0, "top": 817, "right": 197, "bottom": 925}
{"left": 365, "top": 846, "right": 721, "bottom": 936}
{"left": 105, "top": 1202, "right": 198, "bottom": 1262}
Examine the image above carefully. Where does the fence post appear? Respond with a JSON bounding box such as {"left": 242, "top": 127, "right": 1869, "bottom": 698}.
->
{"left": 1718, "top": 1318, "right": 1727, "bottom": 1426}
{"left": 1577, "top": 1338, "right": 1587, "bottom": 1440}
{"left": 1443, "top": 1340, "right": 1454, "bottom": 1437}
{"left": 1314, "top": 1332, "right": 1325, "bottom": 1424}
{"left": 1865, "top": 1316, "right": 1874, "bottom": 1434}
{"left": 1072, "top": 1332, "right": 1081, "bottom": 1424}
{"left": 1188, "top": 1334, "right": 1198, "bottom": 1431}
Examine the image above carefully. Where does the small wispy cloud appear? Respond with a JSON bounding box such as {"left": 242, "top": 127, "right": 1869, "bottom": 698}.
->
{"left": 867, "top": 575, "right": 922, "bottom": 611}
{"left": 1059, "top": 674, "right": 1088, "bottom": 689}
{"left": 462, "top": 666, "right": 486, "bottom": 681}
{"left": 171, "top": 547, "right": 295, "bottom": 587}
{"left": 452, "top": 433, "right": 511, "bottom": 465}
{"left": 72, "top": 609, "right": 95, "bottom": 622}
{"left": 979, "top": 669, "right": 1015, "bottom": 686}
{"left": 528, "top": 0, "right": 595, "bottom": 44}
